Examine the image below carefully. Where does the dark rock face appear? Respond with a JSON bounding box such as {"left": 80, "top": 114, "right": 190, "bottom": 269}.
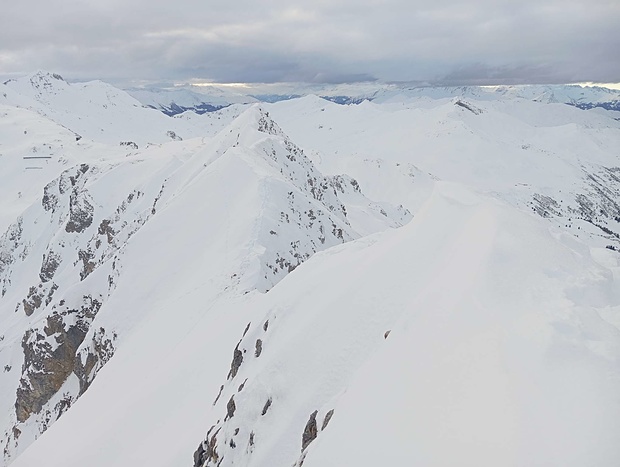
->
{"left": 226, "top": 396, "right": 236, "bottom": 420}
{"left": 42, "top": 181, "right": 59, "bottom": 212}
{"left": 39, "top": 251, "right": 61, "bottom": 283}
{"left": 227, "top": 343, "right": 243, "bottom": 380}
{"left": 65, "top": 189, "right": 94, "bottom": 233}
{"left": 254, "top": 339, "right": 263, "bottom": 358}
{"left": 193, "top": 427, "right": 221, "bottom": 467}
{"left": 21, "top": 281, "right": 58, "bottom": 316}
{"left": 73, "top": 327, "right": 116, "bottom": 395}
{"left": 15, "top": 295, "right": 106, "bottom": 423}
{"left": 16, "top": 318, "right": 85, "bottom": 423}
{"left": 78, "top": 249, "right": 96, "bottom": 281}
{"left": 193, "top": 442, "right": 206, "bottom": 467}
{"left": 98, "top": 219, "right": 115, "bottom": 244}
{"left": 301, "top": 410, "right": 318, "bottom": 451}
{"left": 22, "top": 286, "right": 44, "bottom": 316}
{"left": 261, "top": 398, "right": 272, "bottom": 416}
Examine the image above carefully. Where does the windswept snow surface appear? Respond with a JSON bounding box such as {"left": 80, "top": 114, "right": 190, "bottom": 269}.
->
{"left": 1, "top": 78, "right": 619, "bottom": 467}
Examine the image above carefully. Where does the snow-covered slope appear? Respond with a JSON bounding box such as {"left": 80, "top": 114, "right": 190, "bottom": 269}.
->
{"left": 1, "top": 72, "right": 224, "bottom": 146}
{"left": 1, "top": 78, "right": 619, "bottom": 467}
{"left": 0, "top": 101, "right": 408, "bottom": 464}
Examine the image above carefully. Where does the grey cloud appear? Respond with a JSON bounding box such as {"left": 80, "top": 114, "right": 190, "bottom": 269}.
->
{"left": 0, "top": 0, "right": 618, "bottom": 84}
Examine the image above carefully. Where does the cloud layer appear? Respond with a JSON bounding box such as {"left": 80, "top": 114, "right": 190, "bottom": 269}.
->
{"left": 1, "top": 0, "right": 619, "bottom": 84}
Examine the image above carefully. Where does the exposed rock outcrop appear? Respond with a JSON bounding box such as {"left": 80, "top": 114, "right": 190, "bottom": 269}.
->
{"left": 301, "top": 410, "right": 318, "bottom": 451}
{"left": 15, "top": 295, "right": 104, "bottom": 422}
{"left": 227, "top": 343, "right": 243, "bottom": 380}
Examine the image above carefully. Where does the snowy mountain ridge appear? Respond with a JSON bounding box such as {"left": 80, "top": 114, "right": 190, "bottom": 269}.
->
{"left": 0, "top": 100, "right": 409, "bottom": 464}
{"left": 0, "top": 73, "right": 619, "bottom": 467}
{"left": 1, "top": 71, "right": 234, "bottom": 146}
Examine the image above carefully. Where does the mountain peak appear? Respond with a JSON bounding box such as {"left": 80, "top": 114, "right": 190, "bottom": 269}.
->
{"left": 30, "top": 70, "right": 65, "bottom": 81}
{"left": 218, "top": 105, "right": 287, "bottom": 142}
{"left": 4, "top": 70, "right": 70, "bottom": 99}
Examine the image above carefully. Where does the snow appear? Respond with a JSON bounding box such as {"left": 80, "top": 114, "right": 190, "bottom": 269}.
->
{"left": 1, "top": 71, "right": 242, "bottom": 146}
{"left": 0, "top": 74, "right": 619, "bottom": 467}
{"left": 302, "top": 185, "right": 620, "bottom": 467}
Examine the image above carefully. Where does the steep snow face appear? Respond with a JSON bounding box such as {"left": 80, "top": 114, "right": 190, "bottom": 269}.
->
{"left": 0, "top": 103, "right": 408, "bottom": 464}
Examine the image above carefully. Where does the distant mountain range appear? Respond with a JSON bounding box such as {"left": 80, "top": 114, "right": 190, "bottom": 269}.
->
{"left": 124, "top": 80, "right": 620, "bottom": 116}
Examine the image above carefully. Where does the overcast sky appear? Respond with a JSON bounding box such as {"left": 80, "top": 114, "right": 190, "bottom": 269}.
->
{"left": 1, "top": 0, "right": 619, "bottom": 86}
